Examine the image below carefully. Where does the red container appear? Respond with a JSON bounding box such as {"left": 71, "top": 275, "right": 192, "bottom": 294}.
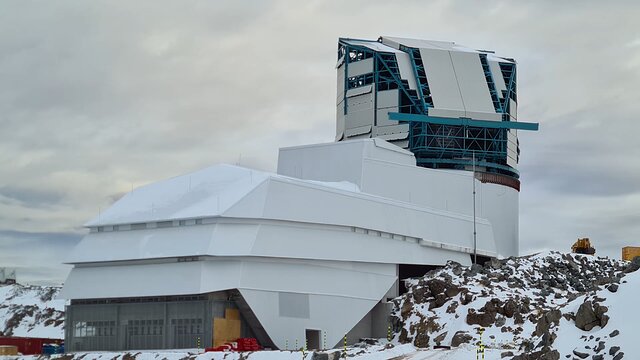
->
{"left": 0, "top": 337, "right": 63, "bottom": 355}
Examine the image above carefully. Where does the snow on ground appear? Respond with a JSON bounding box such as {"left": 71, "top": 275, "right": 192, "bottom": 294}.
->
{"left": 5, "top": 345, "right": 512, "bottom": 360}
{"left": 0, "top": 283, "right": 65, "bottom": 338}
{"left": 394, "top": 251, "right": 638, "bottom": 358}
{"left": 551, "top": 267, "right": 640, "bottom": 358}
{"left": 2, "top": 252, "right": 639, "bottom": 359}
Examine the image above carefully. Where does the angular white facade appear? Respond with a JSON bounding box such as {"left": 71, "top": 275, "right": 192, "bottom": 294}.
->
{"left": 61, "top": 138, "right": 517, "bottom": 351}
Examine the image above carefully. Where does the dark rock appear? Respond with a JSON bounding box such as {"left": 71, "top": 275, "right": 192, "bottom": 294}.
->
{"left": 428, "top": 279, "right": 447, "bottom": 295}
{"left": 607, "top": 284, "right": 619, "bottom": 293}
{"left": 623, "top": 258, "right": 640, "bottom": 273}
{"left": 592, "top": 355, "right": 604, "bottom": 360}
{"left": 613, "top": 352, "right": 624, "bottom": 360}
{"left": 466, "top": 308, "right": 495, "bottom": 327}
{"left": 460, "top": 291, "right": 474, "bottom": 305}
{"left": 575, "top": 301, "right": 599, "bottom": 331}
{"left": 413, "top": 331, "right": 429, "bottom": 348}
{"left": 451, "top": 331, "right": 473, "bottom": 347}
{"left": 445, "top": 284, "right": 461, "bottom": 297}
{"left": 401, "top": 299, "right": 413, "bottom": 320}
{"left": 412, "top": 286, "right": 429, "bottom": 304}
{"left": 433, "top": 331, "right": 447, "bottom": 346}
{"left": 512, "top": 347, "right": 559, "bottom": 360}
{"left": 594, "top": 341, "right": 605, "bottom": 353}
{"left": 311, "top": 352, "right": 329, "bottom": 360}
{"left": 609, "top": 329, "right": 620, "bottom": 337}
{"left": 399, "top": 327, "right": 409, "bottom": 343}
{"left": 545, "top": 309, "right": 562, "bottom": 325}
{"left": 446, "top": 301, "right": 459, "bottom": 314}
{"left": 610, "top": 346, "right": 620, "bottom": 355}
{"left": 502, "top": 299, "right": 518, "bottom": 318}
{"left": 429, "top": 294, "right": 448, "bottom": 310}
{"left": 573, "top": 350, "right": 589, "bottom": 359}
{"left": 593, "top": 303, "right": 609, "bottom": 328}
{"left": 501, "top": 351, "right": 514, "bottom": 358}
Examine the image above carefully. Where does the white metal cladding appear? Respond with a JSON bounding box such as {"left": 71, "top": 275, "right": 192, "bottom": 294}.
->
{"left": 336, "top": 66, "right": 345, "bottom": 103}
{"left": 375, "top": 89, "right": 399, "bottom": 127}
{"left": 373, "top": 124, "right": 409, "bottom": 137}
{"left": 380, "top": 36, "right": 457, "bottom": 51}
{"left": 419, "top": 48, "right": 465, "bottom": 112}
{"left": 345, "top": 92, "right": 374, "bottom": 129}
{"left": 347, "top": 57, "right": 374, "bottom": 77}
{"left": 277, "top": 139, "right": 518, "bottom": 258}
{"left": 488, "top": 58, "right": 507, "bottom": 94}
{"left": 336, "top": 101, "right": 345, "bottom": 141}
{"left": 509, "top": 98, "right": 518, "bottom": 120}
{"left": 507, "top": 129, "right": 518, "bottom": 168}
{"left": 346, "top": 84, "right": 372, "bottom": 98}
{"left": 449, "top": 51, "right": 495, "bottom": 114}
{"left": 395, "top": 52, "right": 418, "bottom": 90}
{"left": 61, "top": 256, "right": 398, "bottom": 349}
{"left": 344, "top": 125, "right": 371, "bottom": 137}
{"left": 67, "top": 220, "right": 473, "bottom": 266}
{"left": 465, "top": 110, "right": 503, "bottom": 122}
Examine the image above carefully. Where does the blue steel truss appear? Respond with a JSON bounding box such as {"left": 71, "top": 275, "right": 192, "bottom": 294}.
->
{"left": 337, "top": 38, "right": 536, "bottom": 180}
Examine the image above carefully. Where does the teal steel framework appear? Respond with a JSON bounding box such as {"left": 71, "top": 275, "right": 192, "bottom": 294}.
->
{"left": 338, "top": 38, "right": 537, "bottom": 180}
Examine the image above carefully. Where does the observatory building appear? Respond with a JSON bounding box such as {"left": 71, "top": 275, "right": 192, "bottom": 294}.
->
{"left": 60, "top": 36, "right": 537, "bottom": 352}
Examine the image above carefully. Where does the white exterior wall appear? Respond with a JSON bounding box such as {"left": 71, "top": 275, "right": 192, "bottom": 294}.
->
{"left": 278, "top": 139, "right": 518, "bottom": 258}
{"left": 62, "top": 138, "right": 517, "bottom": 350}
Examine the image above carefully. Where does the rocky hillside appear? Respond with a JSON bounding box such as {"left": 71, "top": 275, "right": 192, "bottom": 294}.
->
{"left": 0, "top": 283, "right": 65, "bottom": 339}
{"left": 392, "top": 251, "right": 640, "bottom": 359}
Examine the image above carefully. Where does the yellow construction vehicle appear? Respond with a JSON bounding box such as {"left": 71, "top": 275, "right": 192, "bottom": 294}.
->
{"left": 572, "top": 238, "right": 595, "bottom": 255}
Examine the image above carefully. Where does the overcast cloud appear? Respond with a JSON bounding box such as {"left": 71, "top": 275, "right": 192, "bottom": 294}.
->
{"left": 1, "top": 0, "right": 639, "bottom": 285}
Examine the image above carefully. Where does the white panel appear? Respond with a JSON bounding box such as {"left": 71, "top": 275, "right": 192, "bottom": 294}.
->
{"left": 336, "top": 101, "right": 345, "bottom": 141}
{"left": 346, "top": 84, "right": 372, "bottom": 98}
{"left": 342, "top": 39, "right": 400, "bottom": 54}
{"left": 344, "top": 125, "right": 371, "bottom": 137}
{"left": 60, "top": 260, "right": 242, "bottom": 299}
{"left": 373, "top": 124, "right": 409, "bottom": 137}
{"left": 465, "top": 111, "right": 502, "bottom": 121}
{"left": 347, "top": 57, "right": 373, "bottom": 77}
{"left": 507, "top": 129, "right": 518, "bottom": 168}
{"left": 336, "top": 65, "right": 345, "bottom": 103}
{"left": 428, "top": 107, "right": 465, "bottom": 119}
{"left": 395, "top": 52, "right": 418, "bottom": 90}
{"left": 85, "top": 165, "right": 269, "bottom": 226}
{"left": 449, "top": 51, "right": 495, "bottom": 114}
{"left": 376, "top": 89, "right": 399, "bottom": 127}
{"left": 488, "top": 59, "right": 506, "bottom": 94}
{"left": 345, "top": 92, "right": 374, "bottom": 130}
{"left": 381, "top": 37, "right": 457, "bottom": 51}
{"left": 346, "top": 92, "right": 373, "bottom": 112}
{"left": 392, "top": 139, "right": 409, "bottom": 148}
{"left": 419, "top": 48, "right": 465, "bottom": 111}
{"left": 376, "top": 109, "right": 396, "bottom": 126}
{"left": 240, "top": 289, "right": 380, "bottom": 350}
{"left": 258, "top": 177, "right": 496, "bottom": 255}
{"left": 376, "top": 132, "right": 409, "bottom": 142}
{"left": 509, "top": 98, "right": 517, "bottom": 120}
{"left": 376, "top": 89, "right": 399, "bottom": 108}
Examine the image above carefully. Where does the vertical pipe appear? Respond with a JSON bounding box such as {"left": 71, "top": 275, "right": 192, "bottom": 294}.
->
{"left": 473, "top": 151, "right": 477, "bottom": 265}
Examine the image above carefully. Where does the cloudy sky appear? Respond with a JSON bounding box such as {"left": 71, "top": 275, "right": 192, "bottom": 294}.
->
{"left": 1, "top": 1, "right": 639, "bottom": 285}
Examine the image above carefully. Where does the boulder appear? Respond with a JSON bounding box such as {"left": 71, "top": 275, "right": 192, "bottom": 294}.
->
{"left": 450, "top": 331, "right": 472, "bottom": 347}
{"left": 572, "top": 349, "right": 589, "bottom": 359}
{"left": 575, "top": 301, "right": 599, "bottom": 331}
{"left": 466, "top": 308, "right": 496, "bottom": 327}
{"left": 428, "top": 279, "right": 447, "bottom": 295}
